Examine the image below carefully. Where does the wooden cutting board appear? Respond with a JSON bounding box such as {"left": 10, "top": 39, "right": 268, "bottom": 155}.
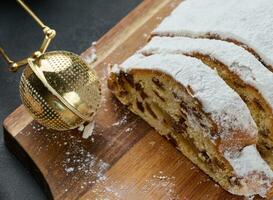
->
{"left": 3, "top": 0, "right": 260, "bottom": 199}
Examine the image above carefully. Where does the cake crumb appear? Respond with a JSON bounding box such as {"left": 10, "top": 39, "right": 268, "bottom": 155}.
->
{"left": 156, "top": 16, "right": 162, "bottom": 20}
{"left": 143, "top": 33, "right": 149, "bottom": 38}
{"left": 125, "top": 127, "right": 133, "bottom": 133}
{"left": 190, "top": 166, "right": 196, "bottom": 170}
{"left": 214, "top": 183, "right": 220, "bottom": 188}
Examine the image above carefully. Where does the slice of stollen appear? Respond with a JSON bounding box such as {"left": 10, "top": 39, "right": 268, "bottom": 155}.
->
{"left": 140, "top": 36, "right": 273, "bottom": 170}
{"left": 108, "top": 53, "right": 273, "bottom": 198}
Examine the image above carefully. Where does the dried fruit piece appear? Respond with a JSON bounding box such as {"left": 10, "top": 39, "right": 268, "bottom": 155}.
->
{"left": 153, "top": 90, "right": 166, "bottom": 102}
{"left": 152, "top": 77, "right": 165, "bottom": 90}
{"left": 198, "top": 151, "right": 211, "bottom": 163}
{"left": 135, "top": 82, "right": 148, "bottom": 99}
{"left": 172, "top": 118, "right": 187, "bottom": 134}
{"left": 145, "top": 103, "right": 158, "bottom": 119}
{"left": 136, "top": 99, "right": 144, "bottom": 112}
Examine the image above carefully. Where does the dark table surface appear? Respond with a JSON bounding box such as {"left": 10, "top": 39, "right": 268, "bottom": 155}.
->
{"left": 0, "top": 0, "right": 141, "bottom": 199}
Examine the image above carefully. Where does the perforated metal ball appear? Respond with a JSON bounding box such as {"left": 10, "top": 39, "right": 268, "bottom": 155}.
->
{"left": 19, "top": 51, "right": 101, "bottom": 130}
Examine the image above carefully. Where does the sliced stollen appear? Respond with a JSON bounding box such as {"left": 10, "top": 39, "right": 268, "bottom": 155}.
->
{"left": 108, "top": 53, "right": 273, "bottom": 198}
{"left": 140, "top": 36, "right": 273, "bottom": 168}
{"left": 153, "top": 0, "right": 273, "bottom": 72}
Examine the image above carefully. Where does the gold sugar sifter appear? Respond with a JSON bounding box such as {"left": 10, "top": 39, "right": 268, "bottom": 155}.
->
{"left": 0, "top": 0, "right": 101, "bottom": 131}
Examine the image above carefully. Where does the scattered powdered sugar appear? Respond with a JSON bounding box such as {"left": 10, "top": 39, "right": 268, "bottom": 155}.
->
{"left": 61, "top": 144, "right": 110, "bottom": 194}
{"left": 112, "top": 112, "right": 129, "bottom": 127}
{"left": 22, "top": 121, "right": 111, "bottom": 195}
{"left": 65, "top": 167, "right": 75, "bottom": 173}
{"left": 89, "top": 171, "right": 179, "bottom": 199}
{"left": 62, "top": 148, "right": 109, "bottom": 178}
{"left": 82, "top": 41, "right": 97, "bottom": 64}
{"left": 90, "top": 180, "right": 127, "bottom": 200}
{"left": 124, "top": 127, "right": 133, "bottom": 133}
{"left": 196, "top": 177, "right": 210, "bottom": 186}
{"left": 142, "top": 171, "right": 179, "bottom": 199}
{"left": 20, "top": 123, "right": 45, "bottom": 136}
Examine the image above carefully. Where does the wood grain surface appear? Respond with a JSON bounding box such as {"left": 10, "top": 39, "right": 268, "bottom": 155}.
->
{"left": 3, "top": 0, "right": 260, "bottom": 199}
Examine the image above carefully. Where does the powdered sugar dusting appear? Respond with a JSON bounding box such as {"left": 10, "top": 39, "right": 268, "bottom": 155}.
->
{"left": 22, "top": 121, "right": 111, "bottom": 194}
{"left": 65, "top": 167, "right": 74, "bottom": 173}
{"left": 62, "top": 147, "right": 109, "bottom": 179}
{"left": 154, "top": 0, "right": 273, "bottom": 70}
{"left": 89, "top": 179, "right": 130, "bottom": 200}
{"left": 224, "top": 145, "right": 273, "bottom": 197}
{"left": 141, "top": 36, "right": 273, "bottom": 110}
{"left": 119, "top": 53, "right": 257, "bottom": 145}
{"left": 60, "top": 141, "right": 110, "bottom": 193}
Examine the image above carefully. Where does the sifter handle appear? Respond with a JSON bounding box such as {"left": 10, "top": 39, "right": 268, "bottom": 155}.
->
{"left": 17, "top": 0, "right": 46, "bottom": 29}
{"left": 16, "top": 0, "right": 56, "bottom": 54}
{"left": 0, "top": 0, "right": 56, "bottom": 71}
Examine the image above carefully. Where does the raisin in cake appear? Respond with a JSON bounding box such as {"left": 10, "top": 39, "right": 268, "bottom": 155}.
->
{"left": 141, "top": 36, "right": 273, "bottom": 169}
{"left": 108, "top": 54, "right": 273, "bottom": 198}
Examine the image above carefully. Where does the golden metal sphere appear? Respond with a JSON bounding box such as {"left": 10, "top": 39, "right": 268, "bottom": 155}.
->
{"left": 19, "top": 51, "right": 101, "bottom": 130}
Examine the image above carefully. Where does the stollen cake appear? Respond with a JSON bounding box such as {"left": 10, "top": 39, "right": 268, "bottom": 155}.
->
{"left": 141, "top": 36, "right": 273, "bottom": 169}
{"left": 107, "top": 0, "right": 273, "bottom": 198}
{"left": 108, "top": 54, "right": 273, "bottom": 198}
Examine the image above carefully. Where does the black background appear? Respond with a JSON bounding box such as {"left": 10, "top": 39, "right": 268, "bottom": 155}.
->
{"left": 0, "top": 0, "right": 141, "bottom": 199}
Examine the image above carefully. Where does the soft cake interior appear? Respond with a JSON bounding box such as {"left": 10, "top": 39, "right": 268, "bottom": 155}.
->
{"left": 108, "top": 68, "right": 246, "bottom": 194}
